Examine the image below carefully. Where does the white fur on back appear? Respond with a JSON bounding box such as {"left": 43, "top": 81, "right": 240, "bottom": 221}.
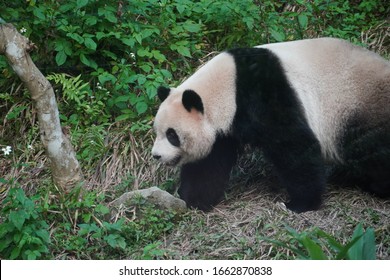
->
{"left": 258, "top": 38, "right": 390, "bottom": 161}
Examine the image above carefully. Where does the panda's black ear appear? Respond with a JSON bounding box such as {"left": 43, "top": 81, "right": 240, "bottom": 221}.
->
{"left": 157, "top": 86, "right": 170, "bottom": 102}
{"left": 182, "top": 90, "right": 204, "bottom": 114}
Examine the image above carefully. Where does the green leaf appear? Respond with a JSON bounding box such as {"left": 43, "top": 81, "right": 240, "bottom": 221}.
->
{"left": 183, "top": 21, "right": 202, "bottom": 33}
{"left": 270, "top": 29, "right": 285, "bottom": 42}
{"left": 26, "top": 250, "right": 40, "bottom": 260}
{"left": 56, "top": 51, "right": 67, "bottom": 66}
{"left": 35, "top": 229, "right": 50, "bottom": 243}
{"left": 137, "top": 48, "right": 151, "bottom": 58}
{"left": 105, "top": 12, "right": 117, "bottom": 23}
{"left": 0, "top": 235, "right": 13, "bottom": 252}
{"left": 98, "top": 73, "right": 117, "bottom": 85}
{"left": 298, "top": 14, "right": 308, "bottom": 29}
{"left": 33, "top": 7, "right": 45, "bottom": 20}
{"left": 96, "top": 32, "right": 107, "bottom": 40}
{"left": 177, "top": 45, "right": 191, "bottom": 57}
{"left": 79, "top": 53, "right": 97, "bottom": 69}
{"left": 105, "top": 234, "right": 117, "bottom": 248}
{"left": 135, "top": 33, "right": 142, "bottom": 44}
{"left": 348, "top": 224, "right": 364, "bottom": 259}
{"left": 347, "top": 224, "right": 376, "bottom": 260}
{"left": 176, "top": 4, "right": 185, "bottom": 14}
{"left": 95, "top": 204, "right": 109, "bottom": 215}
{"left": 136, "top": 102, "right": 148, "bottom": 114}
{"left": 84, "top": 37, "right": 97, "bottom": 51}
{"left": 121, "top": 38, "right": 135, "bottom": 47}
{"left": 316, "top": 229, "right": 344, "bottom": 252}
{"left": 116, "top": 237, "right": 126, "bottom": 249}
{"left": 13, "top": 232, "right": 22, "bottom": 243}
{"left": 15, "top": 188, "right": 26, "bottom": 204}
{"left": 115, "top": 114, "right": 132, "bottom": 122}
{"left": 151, "top": 50, "right": 166, "bottom": 63}
{"left": 362, "top": 228, "right": 376, "bottom": 260}
{"left": 137, "top": 75, "right": 147, "bottom": 85}
{"left": 67, "top": 33, "right": 84, "bottom": 44}
{"left": 301, "top": 236, "right": 328, "bottom": 260}
{"left": 78, "top": 223, "right": 93, "bottom": 236}
{"left": 114, "top": 95, "right": 130, "bottom": 103}
{"left": 85, "top": 16, "right": 97, "bottom": 26}
{"left": 10, "top": 246, "right": 21, "bottom": 259}
{"left": 76, "top": 0, "right": 89, "bottom": 9}
{"left": 140, "top": 64, "right": 152, "bottom": 73}
{"left": 9, "top": 210, "right": 26, "bottom": 231}
{"left": 243, "top": 16, "right": 255, "bottom": 29}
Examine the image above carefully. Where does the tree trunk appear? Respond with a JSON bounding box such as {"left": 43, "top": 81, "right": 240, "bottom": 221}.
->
{"left": 0, "top": 23, "right": 82, "bottom": 190}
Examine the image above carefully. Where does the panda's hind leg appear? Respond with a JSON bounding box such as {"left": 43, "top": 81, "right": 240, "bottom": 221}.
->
{"left": 339, "top": 119, "right": 390, "bottom": 198}
{"left": 262, "top": 128, "right": 326, "bottom": 213}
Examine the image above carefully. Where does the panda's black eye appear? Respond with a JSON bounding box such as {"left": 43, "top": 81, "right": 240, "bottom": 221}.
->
{"left": 166, "top": 128, "right": 180, "bottom": 147}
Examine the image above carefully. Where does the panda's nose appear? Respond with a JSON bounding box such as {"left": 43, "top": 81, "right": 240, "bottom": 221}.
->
{"left": 153, "top": 154, "right": 161, "bottom": 160}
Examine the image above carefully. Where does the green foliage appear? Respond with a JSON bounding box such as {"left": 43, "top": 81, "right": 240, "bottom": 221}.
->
{"left": 2, "top": 0, "right": 388, "bottom": 130}
{"left": 120, "top": 197, "right": 176, "bottom": 259}
{"left": 264, "top": 223, "right": 376, "bottom": 260}
{"left": 347, "top": 224, "right": 376, "bottom": 260}
{"left": 33, "top": 185, "right": 177, "bottom": 259}
{"left": 141, "top": 242, "right": 165, "bottom": 260}
{"left": 43, "top": 186, "right": 131, "bottom": 258}
{"left": 48, "top": 73, "right": 109, "bottom": 126}
{"left": 0, "top": 188, "right": 50, "bottom": 259}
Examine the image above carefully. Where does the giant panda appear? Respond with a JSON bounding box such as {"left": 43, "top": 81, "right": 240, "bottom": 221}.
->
{"left": 151, "top": 37, "right": 390, "bottom": 213}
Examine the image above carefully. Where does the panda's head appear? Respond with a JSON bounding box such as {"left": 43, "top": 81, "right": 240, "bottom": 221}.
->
{"left": 152, "top": 86, "right": 216, "bottom": 166}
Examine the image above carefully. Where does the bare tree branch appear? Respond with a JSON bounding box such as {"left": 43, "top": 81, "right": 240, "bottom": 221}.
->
{"left": 0, "top": 23, "right": 82, "bottom": 190}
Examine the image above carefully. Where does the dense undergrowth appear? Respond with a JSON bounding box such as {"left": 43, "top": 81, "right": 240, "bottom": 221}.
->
{"left": 0, "top": 0, "right": 389, "bottom": 259}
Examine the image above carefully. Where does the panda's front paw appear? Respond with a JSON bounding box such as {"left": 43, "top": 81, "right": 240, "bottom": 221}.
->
{"left": 285, "top": 199, "right": 322, "bottom": 213}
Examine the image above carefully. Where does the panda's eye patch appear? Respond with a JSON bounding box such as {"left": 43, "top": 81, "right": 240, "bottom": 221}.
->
{"left": 166, "top": 128, "right": 180, "bottom": 147}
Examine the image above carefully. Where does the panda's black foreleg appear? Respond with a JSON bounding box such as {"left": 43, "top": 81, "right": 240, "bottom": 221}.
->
{"left": 262, "top": 133, "right": 326, "bottom": 213}
{"left": 178, "top": 135, "right": 238, "bottom": 211}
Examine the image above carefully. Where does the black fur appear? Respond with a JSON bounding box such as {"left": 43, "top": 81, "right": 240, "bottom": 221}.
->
{"left": 182, "top": 90, "right": 204, "bottom": 114}
{"left": 166, "top": 128, "right": 180, "bottom": 147}
{"left": 331, "top": 114, "right": 390, "bottom": 198}
{"left": 227, "top": 48, "right": 326, "bottom": 212}
{"left": 179, "top": 135, "right": 238, "bottom": 210}
{"left": 157, "top": 86, "right": 170, "bottom": 102}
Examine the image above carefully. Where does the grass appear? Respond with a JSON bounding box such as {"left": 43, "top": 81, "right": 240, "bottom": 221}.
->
{"left": 152, "top": 180, "right": 390, "bottom": 259}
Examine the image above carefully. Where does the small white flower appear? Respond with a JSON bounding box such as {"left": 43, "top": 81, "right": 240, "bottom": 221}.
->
{"left": 2, "top": 146, "right": 12, "bottom": 156}
{"left": 28, "top": 144, "right": 33, "bottom": 150}
{"left": 20, "top": 27, "right": 27, "bottom": 34}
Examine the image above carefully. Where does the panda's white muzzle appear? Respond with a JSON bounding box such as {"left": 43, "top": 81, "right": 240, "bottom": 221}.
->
{"left": 151, "top": 138, "right": 182, "bottom": 166}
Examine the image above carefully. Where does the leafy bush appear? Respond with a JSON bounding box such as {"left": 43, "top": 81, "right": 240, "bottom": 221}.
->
{"left": 264, "top": 223, "right": 376, "bottom": 260}
{"left": 0, "top": 187, "right": 50, "bottom": 259}
{"left": 36, "top": 185, "right": 177, "bottom": 259}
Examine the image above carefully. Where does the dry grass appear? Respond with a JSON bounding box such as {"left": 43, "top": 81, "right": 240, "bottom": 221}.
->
{"left": 157, "top": 179, "right": 390, "bottom": 259}
{"left": 361, "top": 20, "right": 390, "bottom": 56}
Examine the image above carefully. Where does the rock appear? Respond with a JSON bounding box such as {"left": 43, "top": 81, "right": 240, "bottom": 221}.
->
{"left": 110, "top": 187, "right": 187, "bottom": 214}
